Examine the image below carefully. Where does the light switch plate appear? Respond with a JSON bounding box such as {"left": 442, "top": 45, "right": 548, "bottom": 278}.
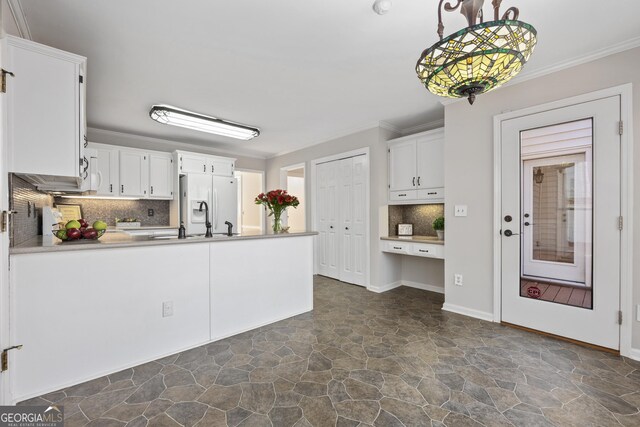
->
{"left": 162, "top": 301, "right": 174, "bottom": 317}
{"left": 454, "top": 205, "right": 468, "bottom": 217}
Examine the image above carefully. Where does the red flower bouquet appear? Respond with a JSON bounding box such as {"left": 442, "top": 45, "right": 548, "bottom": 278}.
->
{"left": 255, "top": 189, "right": 300, "bottom": 233}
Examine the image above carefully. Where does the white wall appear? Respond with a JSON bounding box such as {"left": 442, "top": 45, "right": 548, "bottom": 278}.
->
{"left": 444, "top": 47, "right": 640, "bottom": 347}
{"left": 237, "top": 171, "right": 263, "bottom": 233}
{"left": 286, "top": 175, "right": 305, "bottom": 232}
{"left": 266, "top": 126, "right": 403, "bottom": 289}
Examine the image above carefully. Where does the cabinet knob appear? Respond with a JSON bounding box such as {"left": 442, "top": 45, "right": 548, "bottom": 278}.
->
{"left": 203, "top": 165, "right": 206, "bottom": 172}
{"left": 109, "top": 184, "right": 113, "bottom": 193}
{"left": 329, "top": 225, "right": 333, "bottom": 229}
{"left": 412, "top": 177, "right": 416, "bottom": 186}
{"left": 345, "top": 227, "right": 349, "bottom": 230}
{"left": 121, "top": 185, "right": 124, "bottom": 193}
{"left": 417, "top": 177, "right": 421, "bottom": 186}
{"left": 150, "top": 186, "right": 153, "bottom": 195}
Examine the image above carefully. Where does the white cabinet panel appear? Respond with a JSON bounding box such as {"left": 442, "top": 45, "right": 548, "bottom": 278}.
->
{"left": 149, "top": 153, "right": 173, "bottom": 199}
{"left": 389, "top": 140, "right": 417, "bottom": 191}
{"left": 382, "top": 240, "right": 444, "bottom": 259}
{"left": 179, "top": 153, "right": 208, "bottom": 174}
{"left": 119, "top": 150, "right": 148, "bottom": 197}
{"left": 7, "top": 36, "right": 85, "bottom": 179}
{"left": 209, "top": 158, "right": 234, "bottom": 176}
{"left": 11, "top": 244, "right": 211, "bottom": 400}
{"left": 389, "top": 190, "right": 418, "bottom": 202}
{"left": 94, "top": 146, "right": 119, "bottom": 196}
{"left": 416, "top": 136, "right": 444, "bottom": 189}
{"left": 210, "top": 236, "right": 313, "bottom": 341}
{"left": 416, "top": 187, "right": 445, "bottom": 202}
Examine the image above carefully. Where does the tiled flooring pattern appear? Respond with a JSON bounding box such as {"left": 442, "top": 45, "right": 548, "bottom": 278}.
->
{"left": 20, "top": 276, "right": 640, "bottom": 426}
{"left": 520, "top": 280, "right": 592, "bottom": 309}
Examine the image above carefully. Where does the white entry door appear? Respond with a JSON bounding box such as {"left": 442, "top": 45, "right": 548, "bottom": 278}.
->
{"left": 501, "top": 96, "right": 621, "bottom": 350}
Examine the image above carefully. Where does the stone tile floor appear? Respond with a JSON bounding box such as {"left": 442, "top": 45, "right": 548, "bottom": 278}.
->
{"left": 19, "top": 276, "right": 640, "bottom": 426}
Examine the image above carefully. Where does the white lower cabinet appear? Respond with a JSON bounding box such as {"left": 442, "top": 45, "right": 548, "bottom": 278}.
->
{"left": 382, "top": 240, "right": 445, "bottom": 259}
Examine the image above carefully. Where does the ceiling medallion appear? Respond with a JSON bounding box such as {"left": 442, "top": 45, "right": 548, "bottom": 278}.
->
{"left": 416, "top": 0, "right": 537, "bottom": 105}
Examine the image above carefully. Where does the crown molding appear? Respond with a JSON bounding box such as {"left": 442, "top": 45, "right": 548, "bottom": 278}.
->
{"left": 378, "top": 121, "right": 402, "bottom": 135}
{"left": 87, "top": 127, "right": 269, "bottom": 160}
{"left": 6, "top": 0, "right": 32, "bottom": 40}
{"left": 401, "top": 119, "right": 445, "bottom": 136}
{"left": 440, "top": 35, "right": 640, "bottom": 107}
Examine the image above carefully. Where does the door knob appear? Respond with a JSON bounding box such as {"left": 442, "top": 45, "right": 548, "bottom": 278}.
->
{"left": 504, "top": 215, "right": 512, "bottom": 222}
{"left": 503, "top": 229, "right": 519, "bottom": 237}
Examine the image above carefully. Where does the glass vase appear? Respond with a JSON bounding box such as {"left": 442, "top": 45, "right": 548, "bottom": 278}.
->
{"left": 272, "top": 211, "right": 283, "bottom": 234}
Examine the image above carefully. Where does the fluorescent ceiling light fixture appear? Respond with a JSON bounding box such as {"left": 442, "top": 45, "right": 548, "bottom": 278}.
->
{"left": 149, "top": 105, "right": 260, "bottom": 140}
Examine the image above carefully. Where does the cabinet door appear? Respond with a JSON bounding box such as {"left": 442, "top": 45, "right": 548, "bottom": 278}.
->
{"left": 388, "top": 140, "right": 417, "bottom": 191}
{"left": 119, "top": 150, "right": 148, "bottom": 197}
{"left": 180, "top": 154, "right": 207, "bottom": 174}
{"left": 416, "top": 136, "right": 444, "bottom": 189}
{"left": 149, "top": 153, "right": 174, "bottom": 199}
{"left": 209, "top": 158, "right": 234, "bottom": 176}
{"left": 95, "top": 147, "right": 119, "bottom": 196}
{"left": 7, "top": 39, "right": 84, "bottom": 177}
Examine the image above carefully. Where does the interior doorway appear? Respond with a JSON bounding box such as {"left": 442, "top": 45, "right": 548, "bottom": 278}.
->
{"left": 235, "top": 170, "right": 264, "bottom": 235}
{"left": 280, "top": 164, "right": 306, "bottom": 232}
{"left": 499, "top": 95, "right": 622, "bottom": 350}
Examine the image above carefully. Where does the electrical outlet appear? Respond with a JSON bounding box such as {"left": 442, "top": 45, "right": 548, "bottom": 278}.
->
{"left": 454, "top": 274, "right": 463, "bottom": 286}
{"left": 162, "top": 301, "right": 173, "bottom": 317}
{"left": 454, "top": 205, "right": 468, "bottom": 217}
{"left": 148, "top": 209, "right": 154, "bottom": 217}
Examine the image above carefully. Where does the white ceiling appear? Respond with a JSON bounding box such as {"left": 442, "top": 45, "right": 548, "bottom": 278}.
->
{"left": 17, "top": 0, "right": 640, "bottom": 158}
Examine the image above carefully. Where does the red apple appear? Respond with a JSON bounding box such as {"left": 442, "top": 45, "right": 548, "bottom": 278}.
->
{"left": 82, "top": 228, "right": 97, "bottom": 240}
{"left": 79, "top": 218, "right": 88, "bottom": 228}
{"left": 67, "top": 228, "right": 81, "bottom": 240}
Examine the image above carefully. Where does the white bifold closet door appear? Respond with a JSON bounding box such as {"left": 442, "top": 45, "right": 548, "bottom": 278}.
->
{"left": 317, "top": 155, "right": 367, "bottom": 286}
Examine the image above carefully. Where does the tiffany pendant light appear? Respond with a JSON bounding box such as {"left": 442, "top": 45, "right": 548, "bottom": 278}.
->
{"left": 416, "top": 0, "right": 537, "bottom": 105}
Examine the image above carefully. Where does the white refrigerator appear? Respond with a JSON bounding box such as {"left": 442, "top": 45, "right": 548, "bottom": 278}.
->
{"left": 180, "top": 174, "right": 238, "bottom": 235}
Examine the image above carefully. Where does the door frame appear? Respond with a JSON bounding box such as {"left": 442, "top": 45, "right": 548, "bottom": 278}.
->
{"left": 235, "top": 168, "right": 265, "bottom": 234}
{"left": 493, "top": 84, "right": 634, "bottom": 357}
{"left": 279, "top": 163, "right": 306, "bottom": 231}
{"left": 310, "top": 147, "right": 370, "bottom": 286}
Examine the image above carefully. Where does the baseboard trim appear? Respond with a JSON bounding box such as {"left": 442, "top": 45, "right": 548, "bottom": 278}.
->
{"left": 442, "top": 303, "right": 494, "bottom": 322}
{"left": 401, "top": 280, "right": 444, "bottom": 294}
{"left": 367, "top": 281, "right": 402, "bottom": 293}
{"left": 367, "top": 281, "right": 445, "bottom": 294}
{"left": 628, "top": 348, "right": 640, "bottom": 362}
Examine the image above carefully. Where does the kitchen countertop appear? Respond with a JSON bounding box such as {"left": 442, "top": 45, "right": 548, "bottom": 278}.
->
{"left": 11, "top": 230, "right": 318, "bottom": 255}
{"left": 381, "top": 235, "right": 445, "bottom": 245}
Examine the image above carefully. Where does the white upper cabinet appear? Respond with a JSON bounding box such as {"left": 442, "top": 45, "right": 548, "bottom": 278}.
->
{"left": 389, "top": 140, "right": 418, "bottom": 191}
{"left": 388, "top": 128, "right": 444, "bottom": 204}
{"left": 119, "top": 150, "right": 148, "bottom": 198}
{"left": 149, "top": 152, "right": 173, "bottom": 199}
{"left": 209, "top": 158, "right": 234, "bottom": 176}
{"left": 179, "top": 153, "right": 208, "bottom": 174}
{"left": 94, "top": 144, "right": 119, "bottom": 196}
{"left": 176, "top": 151, "right": 235, "bottom": 177}
{"left": 6, "top": 36, "right": 86, "bottom": 181}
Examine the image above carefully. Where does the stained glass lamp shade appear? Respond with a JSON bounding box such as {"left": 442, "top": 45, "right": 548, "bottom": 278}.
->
{"left": 416, "top": 0, "right": 537, "bottom": 105}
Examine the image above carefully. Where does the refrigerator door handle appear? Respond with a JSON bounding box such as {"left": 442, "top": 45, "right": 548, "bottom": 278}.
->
{"left": 214, "top": 189, "right": 218, "bottom": 230}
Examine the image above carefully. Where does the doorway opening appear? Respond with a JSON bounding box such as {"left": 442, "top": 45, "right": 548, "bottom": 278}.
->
{"left": 280, "top": 164, "right": 306, "bottom": 232}
{"left": 519, "top": 119, "right": 593, "bottom": 309}
{"left": 235, "top": 170, "right": 264, "bottom": 235}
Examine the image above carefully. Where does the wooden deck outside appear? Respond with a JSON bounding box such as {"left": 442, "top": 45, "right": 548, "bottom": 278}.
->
{"left": 520, "top": 279, "right": 592, "bottom": 309}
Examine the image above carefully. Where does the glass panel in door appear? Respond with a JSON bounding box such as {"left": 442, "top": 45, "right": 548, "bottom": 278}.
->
{"left": 520, "top": 119, "right": 593, "bottom": 309}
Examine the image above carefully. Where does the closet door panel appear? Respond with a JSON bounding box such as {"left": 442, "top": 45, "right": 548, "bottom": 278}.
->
{"left": 351, "top": 155, "right": 367, "bottom": 285}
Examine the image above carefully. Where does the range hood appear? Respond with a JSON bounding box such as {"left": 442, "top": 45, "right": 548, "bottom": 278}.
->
{"left": 19, "top": 149, "right": 99, "bottom": 195}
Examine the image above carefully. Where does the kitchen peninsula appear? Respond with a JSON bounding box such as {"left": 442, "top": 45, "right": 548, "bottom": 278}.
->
{"left": 10, "top": 231, "right": 315, "bottom": 401}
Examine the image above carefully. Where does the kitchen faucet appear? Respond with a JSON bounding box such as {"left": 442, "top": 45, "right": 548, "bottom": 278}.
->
{"left": 224, "top": 221, "right": 233, "bottom": 236}
{"left": 199, "top": 201, "right": 213, "bottom": 237}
